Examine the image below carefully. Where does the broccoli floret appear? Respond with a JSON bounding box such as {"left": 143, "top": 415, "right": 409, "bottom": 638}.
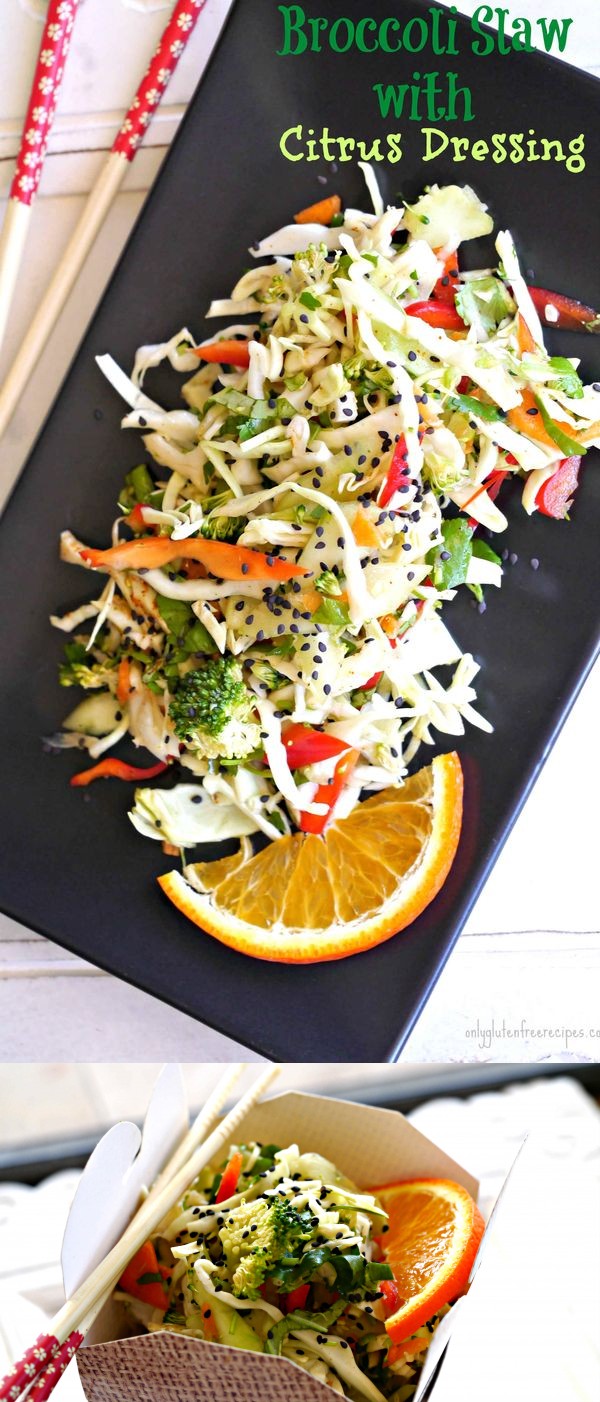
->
{"left": 168, "top": 657, "right": 261, "bottom": 761}
{"left": 248, "top": 659, "right": 283, "bottom": 691}
{"left": 200, "top": 515, "right": 247, "bottom": 543}
{"left": 219, "top": 1198, "right": 313, "bottom": 1299}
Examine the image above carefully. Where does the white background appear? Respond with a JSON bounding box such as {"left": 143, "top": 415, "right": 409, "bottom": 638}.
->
{"left": 0, "top": 0, "right": 598, "bottom": 1061}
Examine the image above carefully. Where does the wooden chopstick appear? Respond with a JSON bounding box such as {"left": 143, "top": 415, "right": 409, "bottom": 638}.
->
{"left": 0, "top": 0, "right": 208, "bottom": 446}
{"left": 23, "top": 1062, "right": 247, "bottom": 1402}
{"left": 0, "top": 1063, "right": 276, "bottom": 1402}
{"left": 0, "top": 1, "right": 81, "bottom": 353}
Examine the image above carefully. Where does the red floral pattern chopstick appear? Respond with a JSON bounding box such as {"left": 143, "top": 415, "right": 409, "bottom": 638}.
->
{"left": 10, "top": 0, "right": 81, "bottom": 207}
{"left": 114, "top": 0, "right": 208, "bottom": 161}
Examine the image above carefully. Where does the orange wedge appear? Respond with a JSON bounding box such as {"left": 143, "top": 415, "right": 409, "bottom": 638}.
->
{"left": 371, "top": 1178, "right": 485, "bottom": 1343}
{"left": 158, "top": 751, "right": 462, "bottom": 963}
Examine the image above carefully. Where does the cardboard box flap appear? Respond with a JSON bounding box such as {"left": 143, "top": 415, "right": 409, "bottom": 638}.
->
{"left": 232, "top": 1092, "right": 478, "bottom": 1198}
{"left": 62, "top": 1065, "right": 188, "bottom": 1295}
{"left": 77, "top": 1332, "right": 344, "bottom": 1402}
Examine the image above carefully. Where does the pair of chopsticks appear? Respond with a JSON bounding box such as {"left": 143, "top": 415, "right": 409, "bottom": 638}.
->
{"left": 0, "top": 0, "right": 209, "bottom": 441}
{"left": 0, "top": 1063, "right": 278, "bottom": 1402}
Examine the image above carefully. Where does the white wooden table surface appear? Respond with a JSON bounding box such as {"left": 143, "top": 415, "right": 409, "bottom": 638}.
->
{"left": 0, "top": 0, "right": 598, "bottom": 1063}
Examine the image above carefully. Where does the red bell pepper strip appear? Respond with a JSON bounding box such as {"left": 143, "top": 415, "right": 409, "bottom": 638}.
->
{"left": 118, "top": 1241, "right": 169, "bottom": 1311}
{"left": 79, "top": 535, "right": 307, "bottom": 583}
{"left": 284, "top": 1284, "right": 311, "bottom": 1313}
{"left": 380, "top": 435, "right": 409, "bottom": 507}
{"left": 215, "top": 1151, "right": 244, "bottom": 1203}
{"left": 126, "top": 504, "right": 149, "bottom": 532}
{"left": 432, "top": 250, "right": 459, "bottom": 306}
{"left": 406, "top": 301, "right": 465, "bottom": 331}
{"left": 281, "top": 723, "right": 350, "bottom": 769}
{"left": 300, "top": 748, "right": 359, "bottom": 836}
{"left": 193, "top": 339, "right": 251, "bottom": 368}
{"left": 535, "top": 456, "right": 581, "bottom": 519}
{"left": 487, "top": 472, "right": 508, "bottom": 504}
{"left": 462, "top": 468, "right": 509, "bottom": 512}
{"left": 380, "top": 1278, "right": 401, "bottom": 1317}
{"left": 364, "top": 633, "right": 398, "bottom": 686}
{"left": 526, "top": 286, "right": 600, "bottom": 333}
{"left": 70, "top": 758, "right": 169, "bottom": 788}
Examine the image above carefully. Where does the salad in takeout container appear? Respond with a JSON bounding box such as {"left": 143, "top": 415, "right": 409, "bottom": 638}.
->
{"left": 60, "top": 1068, "right": 503, "bottom": 1402}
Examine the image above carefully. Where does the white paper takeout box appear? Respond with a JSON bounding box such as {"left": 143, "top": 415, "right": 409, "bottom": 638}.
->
{"left": 62, "top": 1071, "right": 484, "bottom": 1402}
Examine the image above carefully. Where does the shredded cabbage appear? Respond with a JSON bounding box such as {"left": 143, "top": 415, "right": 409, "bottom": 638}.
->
{"left": 54, "top": 172, "right": 592, "bottom": 852}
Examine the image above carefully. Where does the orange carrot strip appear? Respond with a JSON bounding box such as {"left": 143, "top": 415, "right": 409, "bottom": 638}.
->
{"left": 517, "top": 313, "right": 536, "bottom": 355}
{"left": 352, "top": 507, "right": 379, "bottom": 548}
{"left": 294, "top": 194, "right": 341, "bottom": 226}
{"left": 192, "top": 339, "right": 250, "bottom": 368}
{"left": 299, "top": 589, "right": 324, "bottom": 614}
{"left": 507, "top": 388, "right": 577, "bottom": 449}
{"left": 79, "top": 536, "right": 307, "bottom": 582}
{"left": 116, "top": 657, "right": 131, "bottom": 707}
{"left": 70, "top": 758, "right": 169, "bottom": 788}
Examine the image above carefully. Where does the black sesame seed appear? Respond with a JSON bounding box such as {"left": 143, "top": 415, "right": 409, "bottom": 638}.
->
{"left": 408, "top": 350, "right": 417, "bottom": 362}
{"left": 344, "top": 444, "right": 352, "bottom": 456}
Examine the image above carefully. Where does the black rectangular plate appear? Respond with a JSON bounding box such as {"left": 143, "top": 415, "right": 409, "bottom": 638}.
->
{"left": 1, "top": 0, "right": 599, "bottom": 1062}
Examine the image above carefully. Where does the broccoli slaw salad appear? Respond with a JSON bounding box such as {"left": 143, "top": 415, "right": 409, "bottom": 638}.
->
{"left": 115, "top": 1139, "right": 451, "bottom": 1402}
{"left": 50, "top": 172, "right": 600, "bottom": 856}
